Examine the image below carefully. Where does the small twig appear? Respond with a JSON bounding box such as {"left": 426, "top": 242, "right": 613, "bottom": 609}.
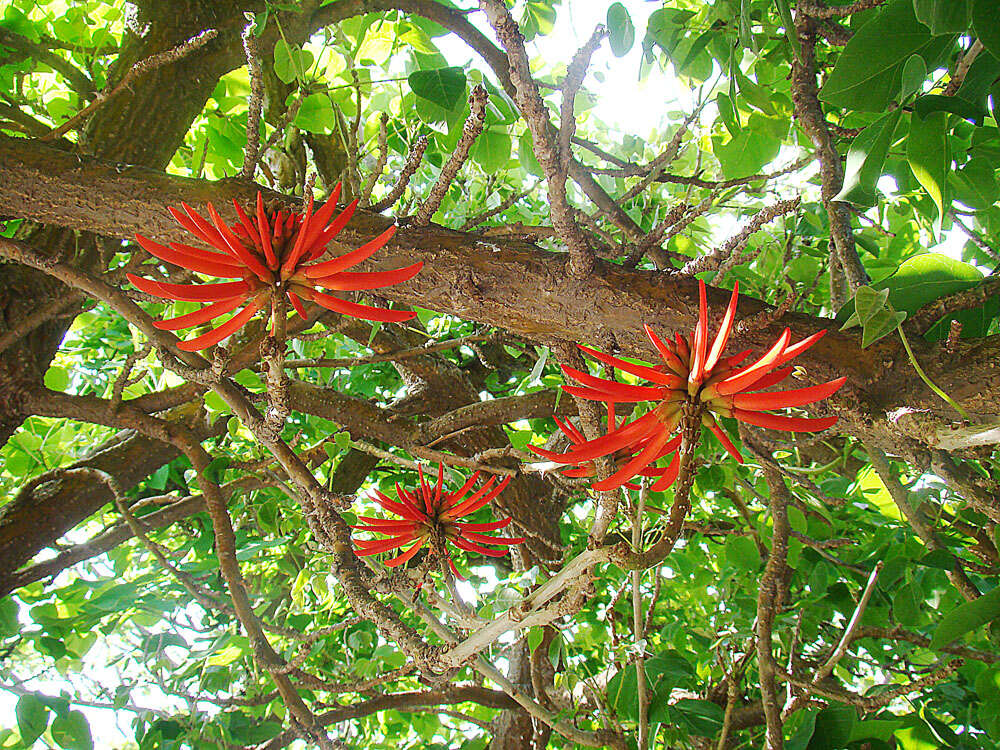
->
{"left": 461, "top": 186, "right": 533, "bottom": 231}
{"left": 360, "top": 113, "right": 389, "bottom": 207}
{"left": 370, "top": 135, "right": 429, "bottom": 212}
{"left": 0, "top": 290, "right": 85, "bottom": 353}
{"left": 239, "top": 19, "right": 265, "bottom": 181}
{"left": 756, "top": 464, "right": 790, "bottom": 749}
{"left": 782, "top": 562, "right": 882, "bottom": 719}
{"left": 110, "top": 344, "right": 151, "bottom": 408}
{"left": 682, "top": 198, "right": 800, "bottom": 276}
{"left": 286, "top": 332, "right": 493, "bottom": 369}
{"left": 415, "top": 86, "right": 488, "bottom": 225}
{"left": 42, "top": 28, "right": 218, "bottom": 140}
{"left": 946, "top": 40, "right": 985, "bottom": 96}
{"left": 559, "top": 26, "right": 608, "bottom": 178}
{"left": 797, "top": 0, "right": 887, "bottom": 18}
{"left": 907, "top": 275, "right": 1000, "bottom": 336}
{"left": 950, "top": 212, "right": 1000, "bottom": 263}
{"left": 632, "top": 481, "right": 650, "bottom": 750}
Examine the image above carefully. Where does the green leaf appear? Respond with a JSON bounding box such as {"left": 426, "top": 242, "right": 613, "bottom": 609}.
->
{"left": 838, "top": 255, "right": 978, "bottom": 323}
{"left": 893, "top": 581, "right": 921, "bottom": 625}
{"left": 855, "top": 465, "right": 903, "bottom": 520}
{"left": 834, "top": 109, "right": 902, "bottom": 206}
{"left": 856, "top": 286, "right": 891, "bottom": 325}
{"left": 673, "top": 699, "right": 725, "bottom": 736}
{"left": 518, "top": 132, "right": 543, "bottom": 177}
{"left": 914, "top": 93, "right": 984, "bottom": 123}
{"left": 906, "top": 110, "right": 949, "bottom": 231}
{"left": 15, "top": 694, "right": 50, "bottom": 745}
{"left": 862, "top": 308, "right": 907, "bottom": 347}
{"left": 900, "top": 53, "right": 927, "bottom": 100}
{"left": 712, "top": 129, "right": 781, "bottom": 179}
{"left": 408, "top": 67, "right": 467, "bottom": 111}
{"left": 849, "top": 718, "right": 905, "bottom": 742}
{"left": 202, "top": 456, "right": 230, "bottom": 485}
{"left": 526, "top": 627, "right": 544, "bottom": 653}
{"left": 0, "top": 597, "right": 18, "bottom": 635}
{"left": 473, "top": 129, "right": 512, "bottom": 173}
{"left": 951, "top": 156, "right": 998, "bottom": 210}
{"left": 931, "top": 585, "right": 1000, "bottom": 647}
{"left": 273, "top": 40, "right": 313, "bottom": 84}
{"left": 738, "top": 0, "right": 754, "bottom": 51}
{"left": 913, "top": 0, "right": 971, "bottom": 34}
{"left": 975, "top": 666, "right": 1000, "bottom": 701}
{"left": 807, "top": 705, "right": 857, "bottom": 750}
{"left": 715, "top": 92, "right": 740, "bottom": 137}
{"left": 972, "top": 0, "right": 1000, "bottom": 59}
{"left": 773, "top": 0, "right": 801, "bottom": 60}
{"left": 886, "top": 253, "right": 997, "bottom": 339}
{"left": 44, "top": 366, "right": 70, "bottom": 391}
{"left": 787, "top": 710, "right": 818, "bottom": 750}
{"left": 294, "top": 94, "right": 336, "bottom": 133}
{"left": 820, "top": 0, "right": 953, "bottom": 112}
{"left": 645, "top": 8, "right": 696, "bottom": 57}
{"left": 607, "top": 3, "right": 635, "bottom": 57}
{"left": 609, "top": 651, "right": 695, "bottom": 722}
{"left": 51, "top": 710, "right": 93, "bottom": 750}
{"left": 724, "top": 535, "right": 760, "bottom": 571}
{"left": 207, "top": 642, "right": 246, "bottom": 666}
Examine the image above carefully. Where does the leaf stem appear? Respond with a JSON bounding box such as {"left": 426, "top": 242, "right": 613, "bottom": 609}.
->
{"left": 896, "top": 324, "right": 968, "bottom": 420}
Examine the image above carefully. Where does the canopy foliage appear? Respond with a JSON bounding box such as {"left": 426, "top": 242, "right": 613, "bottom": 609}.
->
{"left": 1, "top": 1, "right": 999, "bottom": 749}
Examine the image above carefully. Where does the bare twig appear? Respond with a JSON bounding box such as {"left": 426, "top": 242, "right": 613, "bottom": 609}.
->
{"left": 360, "top": 112, "right": 389, "bottom": 207}
{"left": 782, "top": 562, "right": 883, "bottom": 719}
{"left": 797, "top": 0, "right": 887, "bottom": 18}
{"left": 756, "top": 464, "right": 790, "bottom": 749}
{"left": 239, "top": 20, "right": 265, "bottom": 181}
{"left": 371, "top": 135, "right": 428, "bottom": 212}
{"left": 479, "top": 0, "right": 594, "bottom": 276}
{"left": 42, "top": 29, "right": 218, "bottom": 140}
{"left": 681, "top": 198, "right": 800, "bottom": 277}
{"left": 415, "top": 86, "right": 488, "bottom": 225}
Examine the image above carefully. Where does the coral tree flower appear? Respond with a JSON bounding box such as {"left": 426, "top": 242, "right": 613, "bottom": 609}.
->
{"left": 352, "top": 464, "right": 525, "bottom": 576}
{"left": 127, "top": 184, "right": 422, "bottom": 351}
{"left": 529, "top": 402, "right": 677, "bottom": 490}
{"left": 546, "top": 280, "right": 846, "bottom": 493}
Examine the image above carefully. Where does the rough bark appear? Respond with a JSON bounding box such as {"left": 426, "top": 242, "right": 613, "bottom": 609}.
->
{"left": 0, "top": 430, "right": 179, "bottom": 592}
{"left": 3, "top": 135, "right": 999, "bottom": 430}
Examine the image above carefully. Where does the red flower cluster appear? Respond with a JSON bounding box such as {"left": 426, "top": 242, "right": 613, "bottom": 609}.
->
{"left": 352, "top": 464, "right": 525, "bottom": 576}
{"left": 128, "top": 185, "right": 422, "bottom": 350}
{"left": 542, "top": 280, "right": 846, "bottom": 492}
{"left": 529, "top": 401, "right": 678, "bottom": 490}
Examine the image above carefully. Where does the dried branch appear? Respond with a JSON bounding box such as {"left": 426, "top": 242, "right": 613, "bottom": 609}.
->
{"left": 42, "top": 28, "right": 218, "bottom": 141}
{"left": 797, "top": 0, "right": 888, "bottom": 18}
{"left": 415, "top": 86, "right": 488, "bottom": 225}
{"left": 239, "top": 21, "right": 265, "bottom": 181}
{"left": 681, "top": 198, "right": 800, "bottom": 277}
{"left": 371, "top": 135, "right": 428, "bottom": 212}
{"left": 360, "top": 112, "right": 389, "bottom": 207}
{"left": 756, "top": 465, "right": 790, "bottom": 749}
{"left": 478, "top": 0, "right": 594, "bottom": 276}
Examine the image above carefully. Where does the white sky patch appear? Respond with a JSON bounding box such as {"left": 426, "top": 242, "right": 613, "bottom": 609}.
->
{"left": 437, "top": 0, "right": 691, "bottom": 136}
